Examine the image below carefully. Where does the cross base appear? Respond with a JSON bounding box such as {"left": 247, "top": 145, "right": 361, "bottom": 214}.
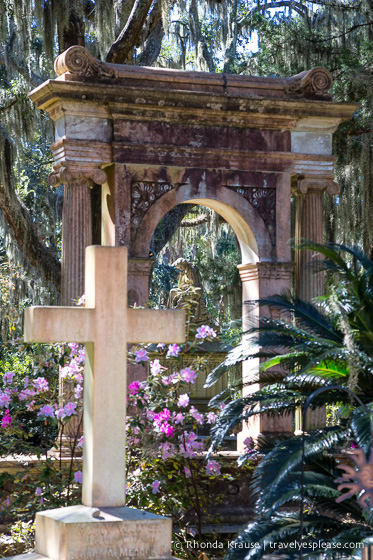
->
{"left": 21, "top": 505, "right": 173, "bottom": 560}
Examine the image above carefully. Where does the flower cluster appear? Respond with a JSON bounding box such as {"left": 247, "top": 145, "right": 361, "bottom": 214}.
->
{"left": 126, "top": 326, "right": 223, "bottom": 503}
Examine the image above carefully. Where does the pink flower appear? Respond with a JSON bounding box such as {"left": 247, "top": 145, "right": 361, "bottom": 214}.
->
{"left": 190, "top": 406, "right": 204, "bottom": 425}
{"left": 184, "top": 467, "right": 191, "bottom": 479}
{"left": 38, "top": 405, "right": 55, "bottom": 418}
{"left": 167, "top": 344, "right": 180, "bottom": 358}
{"left": 206, "top": 460, "right": 221, "bottom": 476}
{"left": 55, "top": 408, "right": 66, "bottom": 420}
{"left": 160, "top": 423, "right": 174, "bottom": 437}
{"left": 196, "top": 325, "right": 217, "bottom": 339}
{"left": 180, "top": 443, "right": 195, "bottom": 459}
{"left": 174, "top": 412, "right": 184, "bottom": 425}
{"left": 178, "top": 394, "right": 189, "bottom": 408}
{"left": 77, "top": 435, "right": 84, "bottom": 448}
{"left": 134, "top": 349, "right": 148, "bottom": 363}
{"left": 150, "top": 359, "right": 164, "bottom": 375}
{"left": 77, "top": 294, "right": 85, "bottom": 306}
{"left": 0, "top": 393, "right": 11, "bottom": 407}
{"left": 1, "top": 410, "right": 12, "bottom": 427}
{"left": 26, "top": 400, "right": 35, "bottom": 411}
{"left": 181, "top": 368, "right": 197, "bottom": 384}
{"left": 159, "top": 442, "right": 175, "bottom": 460}
{"left": 207, "top": 412, "right": 217, "bottom": 424}
{"left": 74, "top": 470, "right": 83, "bottom": 484}
{"left": 64, "top": 402, "right": 77, "bottom": 416}
{"left": 33, "top": 377, "right": 49, "bottom": 392}
{"left": 3, "top": 372, "right": 15, "bottom": 385}
{"left": 129, "top": 381, "right": 143, "bottom": 395}
{"left": 157, "top": 343, "right": 165, "bottom": 350}
{"left": 69, "top": 343, "right": 79, "bottom": 354}
{"left": 152, "top": 480, "right": 161, "bottom": 494}
{"left": 24, "top": 377, "right": 29, "bottom": 388}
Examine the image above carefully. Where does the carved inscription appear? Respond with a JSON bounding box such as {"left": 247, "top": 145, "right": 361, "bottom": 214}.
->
{"left": 67, "top": 523, "right": 171, "bottom": 560}
{"left": 227, "top": 186, "right": 276, "bottom": 245}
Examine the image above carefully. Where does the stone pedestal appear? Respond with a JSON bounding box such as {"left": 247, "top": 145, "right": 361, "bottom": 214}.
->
{"left": 34, "top": 505, "right": 172, "bottom": 560}
{"left": 237, "top": 262, "right": 293, "bottom": 449}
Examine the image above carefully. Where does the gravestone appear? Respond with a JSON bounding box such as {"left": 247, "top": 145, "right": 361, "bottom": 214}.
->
{"left": 10, "top": 245, "right": 185, "bottom": 560}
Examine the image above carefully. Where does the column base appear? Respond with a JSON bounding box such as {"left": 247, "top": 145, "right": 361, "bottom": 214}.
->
{"left": 30, "top": 505, "right": 172, "bottom": 560}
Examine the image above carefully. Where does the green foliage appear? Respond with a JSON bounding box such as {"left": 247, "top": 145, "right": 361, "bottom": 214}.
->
{"left": 208, "top": 243, "right": 373, "bottom": 557}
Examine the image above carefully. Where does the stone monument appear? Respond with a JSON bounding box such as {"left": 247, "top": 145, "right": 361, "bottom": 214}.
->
{"left": 9, "top": 245, "right": 185, "bottom": 560}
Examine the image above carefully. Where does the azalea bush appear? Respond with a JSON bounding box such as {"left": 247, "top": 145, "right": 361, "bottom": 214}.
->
{"left": 126, "top": 324, "right": 233, "bottom": 546}
{"left": 0, "top": 340, "right": 84, "bottom": 555}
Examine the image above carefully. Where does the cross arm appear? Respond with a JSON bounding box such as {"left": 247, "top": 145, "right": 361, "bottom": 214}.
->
{"left": 127, "top": 309, "right": 186, "bottom": 343}
{"left": 24, "top": 307, "right": 95, "bottom": 343}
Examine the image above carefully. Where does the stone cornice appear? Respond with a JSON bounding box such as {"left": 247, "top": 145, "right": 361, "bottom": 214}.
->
{"left": 29, "top": 78, "right": 357, "bottom": 129}
{"left": 49, "top": 164, "right": 107, "bottom": 187}
{"left": 53, "top": 47, "right": 333, "bottom": 100}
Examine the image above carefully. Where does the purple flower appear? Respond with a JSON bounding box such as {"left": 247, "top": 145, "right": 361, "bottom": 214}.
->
{"left": 184, "top": 467, "right": 191, "bottom": 479}
{"left": 178, "top": 394, "right": 189, "bottom": 408}
{"left": 157, "top": 343, "right": 165, "bottom": 350}
{"left": 3, "top": 372, "right": 15, "bottom": 385}
{"left": 1, "top": 410, "right": 12, "bottom": 427}
{"left": 77, "top": 435, "right": 84, "bottom": 448}
{"left": 181, "top": 368, "right": 197, "bottom": 384}
{"left": 159, "top": 442, "right": 175, "bottom": 460}
{"left": 35, "top": 487, "right": 42, "bottom": 496}
{"left": 167, "top": 344, "right": 180, "bottom": 358}
{"left": 206, "top": 460, "right": 221, "bottom": 476}
{"left": 0, "top": 393, "right": 11, "bottom": 407}
{"left": 33, "top": 377, "right": 49, "bottom": 392}
{"left": 74, "top": 384, "right": 83, "bottom": 399}
{"left": 74, "top": 470, "right": 83, "bottom": 484}
{"left": 69, "top": 343, "right": 79, "bottom": 354}
{"left": 18, "top": 388, "right": 36, "bottom": 401}
{"left": 195, "top": 325, "right": 217, "bottom": 339}
{"left": 134, "top": 349, "right": 148, "bottom": 363}
{"left": 55, "top": 408, "right": 66, "bottom": 420}
{"left": 152, "top": 480, "right": 161, "bottom": 494}
{"left": 38, "top": 405, "right": 55, "bottom": 418}
{"left": 64, "top": 402, "right": 77, "bottom": 416}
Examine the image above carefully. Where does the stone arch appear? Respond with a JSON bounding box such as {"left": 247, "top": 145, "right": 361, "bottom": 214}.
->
{"left": 132, "top": 184, "right": 273, "bottom": 264}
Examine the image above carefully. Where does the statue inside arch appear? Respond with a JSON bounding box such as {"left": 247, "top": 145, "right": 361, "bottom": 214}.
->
{"left": 167, "top": 258, "right": 210, "bottom": 325}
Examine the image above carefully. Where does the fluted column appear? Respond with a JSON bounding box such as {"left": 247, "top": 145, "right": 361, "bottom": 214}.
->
{"left": 294, "top": 177, "right": 339, "bottom": 431}
{"left": 49, "top": 165, "right": 107, "bottom": 305}
{"left": 294, "top": 178, "right": 339, "bottom": 301}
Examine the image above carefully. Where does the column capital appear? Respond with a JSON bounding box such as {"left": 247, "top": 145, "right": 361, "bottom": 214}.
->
{"left": 49, "top": 164, "right": 107, "bottom": 187}
{"left": 295, "top": 177, "right": 339, "bottom": 196}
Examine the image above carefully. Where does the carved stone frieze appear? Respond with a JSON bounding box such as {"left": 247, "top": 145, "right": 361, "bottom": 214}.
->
{"left": 54, "top": 46, "right": 115, "bottom": 79}
{"left": 227, "top": 186, "right": 276, "bottom": 246}
{"left": 49, "top": 164, "right": 107, "bottom": 187}
{"left": 131, "top": 181, "right": 175, "bottom": 229}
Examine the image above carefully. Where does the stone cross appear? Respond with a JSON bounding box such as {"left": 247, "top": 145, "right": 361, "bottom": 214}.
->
{"left": 24, "top": 246, "right": 185, "bottom": 508}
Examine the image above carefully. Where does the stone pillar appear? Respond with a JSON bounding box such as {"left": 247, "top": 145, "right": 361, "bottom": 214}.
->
{"left": 294, "top": 177, "right": 339, "bottom": 431}
{"left": 294, "top": 178, "right": 339, "bottom": 301}
{"left": 237, "top": 262, "right": 293, "bottom": 449}
{"left": 49, "top": 165, "right": 107, "bottom": 305}
{"left": 128, "top": 258, "right": 155, "bottom": 307}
